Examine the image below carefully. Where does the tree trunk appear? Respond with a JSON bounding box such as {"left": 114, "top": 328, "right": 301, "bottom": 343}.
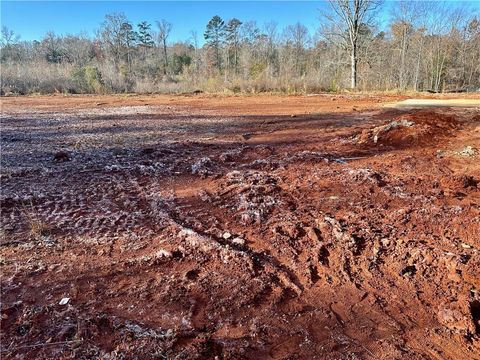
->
{"left": 351, "top": 44, "right": 357, "bottom": 89}
{"left": 399, "top": 28, "right": 407, "bottom": 90}
{"left": 163, "top": 40, "right": 168, "bottom": 75}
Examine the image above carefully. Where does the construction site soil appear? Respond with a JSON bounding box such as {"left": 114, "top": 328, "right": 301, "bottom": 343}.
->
{"left": 1, "top": 94, "right": 479, "bottom": 359}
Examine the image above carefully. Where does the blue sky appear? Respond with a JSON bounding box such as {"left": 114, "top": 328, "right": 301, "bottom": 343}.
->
{"left": 1, "top": 1, "right": 478, "bottom": 44}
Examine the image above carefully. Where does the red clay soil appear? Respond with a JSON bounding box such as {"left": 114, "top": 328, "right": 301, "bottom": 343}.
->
{"left": 1, "top": 94, "right": 479, "bottom": 359}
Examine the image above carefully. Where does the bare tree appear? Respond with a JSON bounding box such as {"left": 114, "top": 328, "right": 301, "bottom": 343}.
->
{"left": 99, "top": 12, "right": 136, "bottom": 66}
{"left": 264, "top": 21, "right": 279, "bottom": 73}
{"left": 322, "top": 0, "right": 381, "bottom": 89}
{"left": 156, "top": 19, "right": 172, "bottom": 75}
{"left": 1, "top": 26, "right": 20, "bottom": 47}
{"left": 284, "top": 23, "right": 309, "bottom": 77}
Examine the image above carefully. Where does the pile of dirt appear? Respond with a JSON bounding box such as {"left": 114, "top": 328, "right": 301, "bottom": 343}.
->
{"left": 358, "top": 110, "right": 458, "bottom": 147}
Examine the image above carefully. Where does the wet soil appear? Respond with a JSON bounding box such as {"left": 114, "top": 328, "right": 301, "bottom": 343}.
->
{"left": 1, "top": 94, "right": 479, "bottom": 359}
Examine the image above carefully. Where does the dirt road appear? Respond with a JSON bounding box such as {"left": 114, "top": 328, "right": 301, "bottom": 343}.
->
{"left": 1, "top": 94, "right": 479, "bottom": 359}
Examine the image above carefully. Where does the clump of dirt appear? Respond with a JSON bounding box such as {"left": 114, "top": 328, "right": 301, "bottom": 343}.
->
{"left": 191, "top": 157, "right": 215, "bottom": 177}
{"left": 358, "top": 110, "right": 458, "bottom": 147}
{"left": 440, "top": 174, "right": 479, "bottom": 195}
{"left": 218, "top": 170, "right": 281, "bottom": 224}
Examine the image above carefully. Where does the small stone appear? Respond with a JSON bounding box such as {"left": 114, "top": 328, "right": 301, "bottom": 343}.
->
{"left": 461, "top": 243, "right": 472, "bottom": 249}
{"left": 222, "top": 232, "right": 232, "bottom": 240}
{"left": 156, "top": 249, "right": 172, "bottom": 258}
{"left": 59, "top": 297, "right": 70, "bottom": 306}
{"left": 232, "top": 237, "right": 245, "bottom": 246}
{"left": 381, "top": 238, "right": 391, "bottom": 247}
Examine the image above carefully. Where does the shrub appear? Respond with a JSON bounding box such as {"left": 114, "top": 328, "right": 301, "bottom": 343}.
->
{"left": 84, "top": 66, "right": 105, "bottom": 93}
{"left": 71, "top": 65, "right": 105, "bottom": 93}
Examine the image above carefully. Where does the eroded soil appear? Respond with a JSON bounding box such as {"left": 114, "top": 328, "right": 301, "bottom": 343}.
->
{"left": 1, "top": 94, "right": 479, "bottom": 359}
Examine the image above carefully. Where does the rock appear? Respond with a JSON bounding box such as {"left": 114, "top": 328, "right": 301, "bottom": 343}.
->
{"left": 381, "top": 238, "right": 391, "bottom": 247}
{"left": 191, "top": 157, "right": 213, "bottom": 176}
{"left": 59, "top": 297, "right": 70, "bottom": 306}
{"left": 456, "top": 146, "right": 478, "bottom": 157}
{"left": 232, "top": 237, "right": 245, "bottom": 246}
{"left": 156, "top": 249, "right": 172, "bottom": 258}
{"left": 222, "top": 232, "right": 232, "bottom": 240}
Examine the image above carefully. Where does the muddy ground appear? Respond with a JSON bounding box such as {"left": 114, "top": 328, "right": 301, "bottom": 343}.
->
{"left": 1, "top": 94, "right": 479, "bottom": 359}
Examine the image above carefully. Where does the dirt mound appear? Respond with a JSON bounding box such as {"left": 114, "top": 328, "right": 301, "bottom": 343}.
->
{"left": 358, "top": 110, "right": 458, "bottom": 147}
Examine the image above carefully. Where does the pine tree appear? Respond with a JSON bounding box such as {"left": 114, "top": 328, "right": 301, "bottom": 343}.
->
{"left": 137, "top": 21, "right": 154, "bottom": 47}
{"left": 120, "top": 21, "right": 137, "bottom": 65}
{"left": 204, "top": 15, "right": 226, "bottom": 71}
{"left": 225, "top": 18, "right": 242, "bottom": 73}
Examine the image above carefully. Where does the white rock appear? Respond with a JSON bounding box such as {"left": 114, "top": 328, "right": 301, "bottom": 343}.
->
{"left": 232, "top": 237, "right": 245, "bottom": 246}
{"left": 156, "top": 249, "right": 173, "bottom": 258}
{"left": 59, "top": 297, "right": 70, "bottom": 306}
{"left": 222, "top": 232, "right": 232, "bottom": 240}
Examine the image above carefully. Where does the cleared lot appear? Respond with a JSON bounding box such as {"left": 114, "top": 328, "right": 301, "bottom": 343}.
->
{"left": 1, "top": 94, "right": 479, "bottom": 359}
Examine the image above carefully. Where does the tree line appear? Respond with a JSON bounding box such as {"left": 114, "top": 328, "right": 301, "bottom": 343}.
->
{"left": 1, "top": 0, "right": 479, "bottom": 95}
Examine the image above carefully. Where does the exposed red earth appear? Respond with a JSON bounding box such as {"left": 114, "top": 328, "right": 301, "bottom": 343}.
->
{"left": 1, "top": 94, "right": 479, "bottom": 359}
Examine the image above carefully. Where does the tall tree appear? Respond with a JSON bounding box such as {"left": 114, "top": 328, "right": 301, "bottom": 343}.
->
{"left": 264, "top": 21, "right": 279, "bottom": 72}
{"left": 204, "top": 15, "right": 226, "bottom": 71}
{"left": 99, "top": 12, "right": 136, "bottom": 65}
{"left": 137, "top": 21, "right": 154, "bottom": 47}
{"left": 225, "top": 18, "right": 242, "bottom": 73}
{"left": 322, "top": 0, "right": 381, "bottom": 89}
{"left": 120, "top": 21, "right": 137, "bottom": 66}
{"left": 285, "top": 23, "right": 309, "bottom": 76}
{"left": 156, "top": 19, "right": 172, "bottom": 75}
{"left": 1, "top": 26, "right": 21, "bottom": 62}
{"left": 43, "top": 31, "right": 64, "bottom": 63}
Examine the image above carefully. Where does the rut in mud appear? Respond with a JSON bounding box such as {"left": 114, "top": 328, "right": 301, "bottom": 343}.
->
{"left": 1, "top": 95, "right": 479, "bottom": 359}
